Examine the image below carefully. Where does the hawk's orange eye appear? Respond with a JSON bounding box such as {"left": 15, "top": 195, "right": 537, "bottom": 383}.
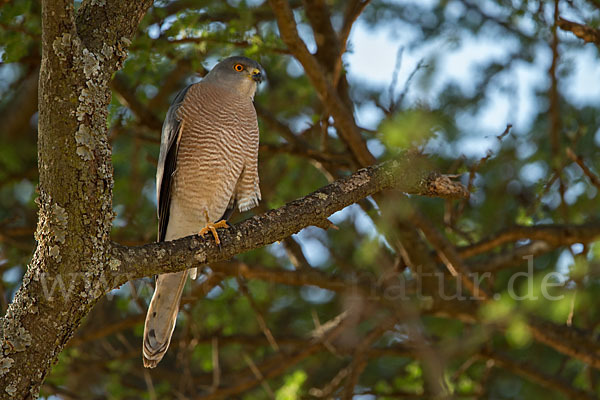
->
{"left": 233, "top": 63, "right": 244, "bottom": 72}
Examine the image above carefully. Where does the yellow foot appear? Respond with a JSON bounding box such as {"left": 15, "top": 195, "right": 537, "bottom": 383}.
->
{"left": 198, "top": 220, "right": 229, "bottom": 245}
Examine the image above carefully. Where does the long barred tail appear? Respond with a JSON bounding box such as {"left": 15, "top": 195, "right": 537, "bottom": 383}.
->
{"left": 142, "top": 270, "right": 189, "bottom": 368}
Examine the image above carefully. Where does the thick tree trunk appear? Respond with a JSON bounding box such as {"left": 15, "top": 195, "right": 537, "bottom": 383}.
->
{"left": 0, "top": 1, "right": 152, "bottom": 398}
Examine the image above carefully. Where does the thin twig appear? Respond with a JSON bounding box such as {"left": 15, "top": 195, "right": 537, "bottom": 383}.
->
{"left": 143, "top": 369, "right": 157, "bottom": 400}
{"left": 333, "top": 0, "right": 372, "bottom": 87}
{"left": 243, "top": 353, "right": 276, "bottom": 400}
{"left": 210, "top": 337, "right": 220, "bottom": 393}
{"left": 487, "top": 350, "right": 598, "bottom": 400}
{"left": 455, "top": 124, "right": 512, "bottom": 219}
{"left": 237, "top": 277, "right": 280, "bottom": 352}
{"left": 458, "top": 222, "right": 600, "bottom": 260}
{"left": 342, "top": 317, "right": 397, "bottom": 399}
{"left": 566, "top": 147, "right": 600, "bottom": 189}
{"left": 387, "top": 47, "right": 404, "bottom": 113}
{"left": 268, "top": 0, "right": 375, "bottom": 167}
{"left": 410, "top": 209, "right": 489, "bottom": 300}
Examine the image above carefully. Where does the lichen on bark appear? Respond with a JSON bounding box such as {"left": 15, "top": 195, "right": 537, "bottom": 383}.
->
{"left": 0, "top": 0, "right": 154, "bottom": 397}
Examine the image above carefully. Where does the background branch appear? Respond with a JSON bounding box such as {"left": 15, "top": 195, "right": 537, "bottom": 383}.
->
{"left": 558, "top": 17, "right": 600, "bottom": 45}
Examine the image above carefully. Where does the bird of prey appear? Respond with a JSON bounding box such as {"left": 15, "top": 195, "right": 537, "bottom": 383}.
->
{"left": 143, "top": 56, "right": 263, "bottom": 368}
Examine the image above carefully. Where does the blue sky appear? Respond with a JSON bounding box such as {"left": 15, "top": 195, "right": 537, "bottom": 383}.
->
{"left": 345, "top": 5, "right": 600, "bottom": 158}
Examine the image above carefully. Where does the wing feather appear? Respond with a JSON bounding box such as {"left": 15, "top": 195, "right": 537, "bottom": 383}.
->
{"left": 156, "top": 84, "right": 193, "bottom": 242}
{"left": 219, "top": 198, "right": 236, "bottom": 222}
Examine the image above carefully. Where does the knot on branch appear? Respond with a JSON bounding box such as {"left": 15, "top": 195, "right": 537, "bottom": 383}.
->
{"left": 423, "top": 173, "right": 470, "bottom": 200}
{"left": 558, "top": 17, "right": 600, "bottom": 45}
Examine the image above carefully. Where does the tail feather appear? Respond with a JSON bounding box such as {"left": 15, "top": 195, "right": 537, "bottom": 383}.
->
{"left": 143, "top": 270, "right": 189, "bottom": 368}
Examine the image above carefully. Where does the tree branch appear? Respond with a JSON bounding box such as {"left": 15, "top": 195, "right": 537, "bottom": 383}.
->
{"left": 487, "top": 350, "right": 598, "bottom": 400}
{"left": 410, "top": 208, "right": 489, "bottom": 300}
{"left": 566, "top": 147, "right": 600, "bottom": 189}
{"left": 470, "top": 241, "right": 552, "bottom": 273}
{"left": 334, "top": 0, "right": 371, "bottom": 87}
{"left": 458, "top": 223, "right": 600, "bottom": 259}
{"left": 387, "top": 204, "right": 600, "bottom": 372}
{"left": 111, "top": 74, "right": 163, "bottom": 131}
{"left": 267, "top": 0, "right": 375, "bottom": 167}
{"left": 558, "top": 17, "right": 600, "bottom": 45}
{"left": 342, "top": 317, "right": 397, "bottom": 399}
{"left": 194, "top": 311, "right": 351, "bottom": 400}
{"left": 0, "top": 66, "right": 39, "bottom": 139}
{"left": 109, "top": 158, "right": 467, "bottom": 286}
{"left": 527, "top": 316, "right": 600, "bottom": 370}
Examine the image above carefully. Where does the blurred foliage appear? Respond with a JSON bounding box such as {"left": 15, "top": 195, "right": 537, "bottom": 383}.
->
{"left": 1, "top": 0, "right": 600, "bottom": 398}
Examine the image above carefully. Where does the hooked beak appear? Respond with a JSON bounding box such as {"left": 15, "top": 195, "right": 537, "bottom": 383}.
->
{"left": 251, "top": 68, "right": 263, "bottom": 83}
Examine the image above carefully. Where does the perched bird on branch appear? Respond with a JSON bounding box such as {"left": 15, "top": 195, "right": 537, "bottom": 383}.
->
{"left": 143, "top": 56, "right": 264, "bottom": 368}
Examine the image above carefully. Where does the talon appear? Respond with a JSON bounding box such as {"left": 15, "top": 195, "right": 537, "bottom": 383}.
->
{"left": 198, "top": 220, "right": 229, "bottom": 245}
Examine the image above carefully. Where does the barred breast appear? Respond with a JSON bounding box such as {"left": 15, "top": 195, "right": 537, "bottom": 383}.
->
{"left": 170, "top": 81, "right": 259, "bottom": 231}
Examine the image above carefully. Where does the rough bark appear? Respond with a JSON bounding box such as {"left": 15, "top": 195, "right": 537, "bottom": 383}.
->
{"left": 0, "top": 1, "right": 152, "bottom": 398}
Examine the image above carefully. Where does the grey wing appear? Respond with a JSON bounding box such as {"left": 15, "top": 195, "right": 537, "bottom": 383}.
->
{"left": 219, "top": 198, "right": 236, "bottom": 222}
{"left": 156, "top": 84, "right": 193, "bottom": 242}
